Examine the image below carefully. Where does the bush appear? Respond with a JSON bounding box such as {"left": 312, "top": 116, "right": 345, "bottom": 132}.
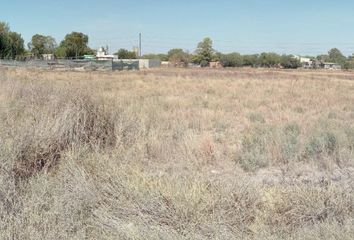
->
{"left": 304, "top": 131, "right": 338, "bottom": 159}
{"left": 220, "top": 53, "right": 243, "bottom": 67}
{"left": 237, "top": 127, "right": 272, "bottom": 172}
{"left": 281, "top": 122, "right": 301, "bottom": 162}
{"left": 10, "top": 84, "right": 116, "bottom": 179}
{"left": 281, "top": 55, "right": 302, "bottom": 69}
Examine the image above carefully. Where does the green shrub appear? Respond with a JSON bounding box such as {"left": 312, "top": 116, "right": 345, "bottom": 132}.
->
{"left": 237, "top": 127, "right": 271, "bottom": 172}
{"left": 281, "top": 122, "right": 300, "bottom": 162}
{"left": 304, "top": 131, "right": 338, "bottom": 159}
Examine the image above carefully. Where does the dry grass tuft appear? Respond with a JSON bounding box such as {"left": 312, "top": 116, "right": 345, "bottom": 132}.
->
{"left": 8, "top": 83, "right": 116, "bottom": 179}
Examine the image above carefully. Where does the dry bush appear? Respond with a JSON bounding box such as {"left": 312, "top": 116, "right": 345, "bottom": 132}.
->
{"left": 7, "top": 82, "right": 116, "bottom": 179}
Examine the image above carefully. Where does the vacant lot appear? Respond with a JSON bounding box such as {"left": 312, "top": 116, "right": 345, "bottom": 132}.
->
{"left": 0, "top": 67, "right": 353, "bottom": 239}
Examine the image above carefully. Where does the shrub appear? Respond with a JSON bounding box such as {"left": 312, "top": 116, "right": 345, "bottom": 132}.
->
{"left": 11, "top": 84, "right": 116, "bottom": 179}
{"left": 281, "top": 122, "right": 301, "bottom": 162}
{"left": 304, "top": 131, "right": 338, "bottom": 159}
{"left": 237, "top": 126, "right": 272, "bottom": 172}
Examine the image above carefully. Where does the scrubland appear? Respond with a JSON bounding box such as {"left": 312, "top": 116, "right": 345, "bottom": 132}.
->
{"left": 0, "top": 67, "right": 353, "bottom": 239}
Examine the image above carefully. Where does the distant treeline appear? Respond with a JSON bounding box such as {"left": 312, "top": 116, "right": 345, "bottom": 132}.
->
{"left": 142, "top": 39, "right": 354, "bottom": 69}
{"left": 1, "top": 21, "right": 354, "bottom": 69}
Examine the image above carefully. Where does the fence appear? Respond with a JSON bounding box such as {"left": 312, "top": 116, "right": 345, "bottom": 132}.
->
{"left": 0, "top": 59, "right": 113, "bottom": 71}
{"left": 0, "top": 59, "right": 161, "bottom": 71}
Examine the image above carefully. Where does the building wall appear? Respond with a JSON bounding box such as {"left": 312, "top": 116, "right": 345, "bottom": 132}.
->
{"left": 113, "top": 59, "right": 139, "bottom": 70}
{"left": 138, "top": 59, "right": 161, "bottom": 69}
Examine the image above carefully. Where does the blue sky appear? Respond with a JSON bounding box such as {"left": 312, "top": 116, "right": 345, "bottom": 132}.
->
{"left": 2, "top": 0, "right": 354, "bottom": 56}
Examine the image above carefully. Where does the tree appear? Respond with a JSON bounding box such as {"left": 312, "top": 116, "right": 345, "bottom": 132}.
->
{"left": 328, "top": 48, "right": 346, "bottom": 64}
{"left": 243, "top": 54, "right": 259, "bottom": 67}
{"left": 167, "top": 48, "right": 184, "bottom": 59}
{"left": 8, "top": 32, "right": 24, "bottom": 58}
{"left": 59, "top": 32, "right": 90, "bottom": 58}
{"left": 0, "top": 22, "right": 9, "bottom": 33}
{"left": 28, "top": 34, "right": 57, "bottom": 58}
{"left": 167, "top": 49, "right": 190, "bottom": 67}
{"left": 258, "top": 52, "right": 282, "bottom": 68}
{"left": 280, "top": 55, "right": 301, "bottom": 69}
{"left": 193, "top": 37, "right": 215, "bottom": 67}
{"left": 0, "top": 22, "right": 24, "bottom": 59}
{"left": 220, "top": 53, "right": 243, "bottom": 67}
{"left": 116, "top": 48, "right": 137, "bottom": 59}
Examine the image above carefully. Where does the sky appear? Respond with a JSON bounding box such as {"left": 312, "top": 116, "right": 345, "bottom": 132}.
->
{"left": 2, "top": 0, "right": 354, "bottom": 56}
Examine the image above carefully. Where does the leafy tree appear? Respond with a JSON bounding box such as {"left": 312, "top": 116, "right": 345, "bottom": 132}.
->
{"left": 59, "top": 32, "right": 90, "bottom": 58}
{"left": 0, "top": 22, "right": 24, "bottom": 59}
{"left": 8, "top": 32, "right": 24, "bottom": 58}
{"left": 316, "top": 54, "right": 330, "bottom": 62}
{"left": 168, "top": 49, "right": 190, "bottom": 67}
{"left": 243, "top": 54, "right": 259, "bottom": 67}
{"left": 280, "top": 55, "right": 301, "bottom": 69}
{"left": 28, "top": 34, "right": 57, "bottom": 58}
{"left": 0, "top": 22, "right": 9, "bottom": 33}
{"left": 0, "top": 32, "right": 11, "bottom": 58}
{"left": 220, "top": 52, "right": 243, "bottom": 67}
{"left": 258, "top": 52, "right": 282, "bottom": 67}
{"left": 116, "top": 48, "right": 137, "bottom": 59}
{"left": 167, "top": 48, "right": 184, "bottom": 59}
{"left": 342, "top": 60, "right": 354, "bottom": 70}
{"left": 193, "top": 37, "right": 215, "bottom": 66}
{"left": 54, "top": 46, "right": 66, "bottom": 58}
{"left": 328, "top": 48, "right": 346, "bottom": 64}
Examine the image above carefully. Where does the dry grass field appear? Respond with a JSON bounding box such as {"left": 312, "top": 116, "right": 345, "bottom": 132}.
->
{"left": 0, "top": 67, "right": 353, "bottom": 239}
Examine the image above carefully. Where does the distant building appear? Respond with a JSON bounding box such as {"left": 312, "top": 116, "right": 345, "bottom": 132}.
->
{"left": 42, "top": 54, "right": 55, "bottom": 61}
{"left": 293, "top": 55, "right": 341, "bottom": 70}
{"left": 96, "top": 47, "right": 116, "bottom": 61}
{"left": 293, "top": 55, "right": 314, "bottom": 68}
{"left": 321, "top": 62, "right": 341, "bottom": 70}
{"left": 138, "top": 59, "right": 161, "bottom": 69}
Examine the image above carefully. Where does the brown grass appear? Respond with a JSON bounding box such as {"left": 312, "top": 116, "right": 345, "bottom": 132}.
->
{"left": 0, "top": 67, "right": 353, "bottom": 239}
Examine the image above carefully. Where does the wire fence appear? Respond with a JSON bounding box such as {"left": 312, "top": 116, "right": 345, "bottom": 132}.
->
{"left": 0, "top": 59, "right": 139, "bottom": 71}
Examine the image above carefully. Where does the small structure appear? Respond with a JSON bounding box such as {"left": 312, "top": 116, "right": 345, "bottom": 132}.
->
{"left": 321, "top": 62, "right": 341, "bottom": 70}
{"left": 42, "top": 54, "right": 55, "bottom": 61}
{"left": 209, "top": 61, "right": 222, "bottom": 68}
{"left": 293, "top": 55, "right": 314, "bottom": 69}
{"left": 293, "top": 55, "right": 342, "bottom": 70}
{"left": 138, "top": 59, "right": 161, "bottom": 69}
{"left": 84, "top": 55, "right": 96, "bottom": 60}
{"left": 96, "top": 47, "right": 116, "bottom": 61}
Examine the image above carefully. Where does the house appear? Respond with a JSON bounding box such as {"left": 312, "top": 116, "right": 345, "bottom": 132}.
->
{"left": 321, "top": 62, "right": 341, "bottom": 70}
{"left": 96, "top": 47, "right": 116, "bottom": 61}
{"left": 293, "top": 55, "right": 314, "bottom": 69}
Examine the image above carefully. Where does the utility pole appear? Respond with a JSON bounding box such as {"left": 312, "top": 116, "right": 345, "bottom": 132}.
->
{"left": 139, "top": 33, "right": 142, "bottom": 57}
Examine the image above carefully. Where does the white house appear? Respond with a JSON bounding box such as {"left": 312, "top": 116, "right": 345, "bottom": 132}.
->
{"left": 96, "top": 47, "right": 116, "bottom": 61}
